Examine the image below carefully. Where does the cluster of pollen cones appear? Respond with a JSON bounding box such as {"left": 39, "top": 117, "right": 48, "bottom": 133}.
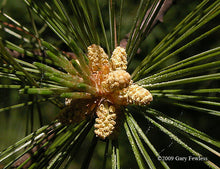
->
{"left": 61, "top": 44, "right": 153, "bottom": 140}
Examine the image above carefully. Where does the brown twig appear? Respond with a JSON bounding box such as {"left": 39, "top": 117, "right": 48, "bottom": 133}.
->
{"left": 148, "top": 0, "right": 173, "bottom": 30}
{"left": 120, "top": 0, "right": 174, "bottom": 50}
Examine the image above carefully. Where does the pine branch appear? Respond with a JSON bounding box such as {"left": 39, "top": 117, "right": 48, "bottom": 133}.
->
{"left": 120, "top": 0, "right": 173, "bottom": 49}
